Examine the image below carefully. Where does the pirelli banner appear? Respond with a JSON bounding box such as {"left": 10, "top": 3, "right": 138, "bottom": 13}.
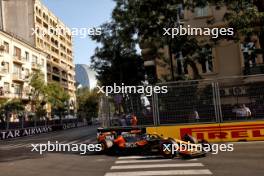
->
{"left": 146, "top": 121, "right": 264, "bottom": 142}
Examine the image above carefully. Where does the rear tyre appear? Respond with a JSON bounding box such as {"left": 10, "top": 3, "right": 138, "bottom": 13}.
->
{"left": 160, "top": 141, "right": 175, "bottom": 159}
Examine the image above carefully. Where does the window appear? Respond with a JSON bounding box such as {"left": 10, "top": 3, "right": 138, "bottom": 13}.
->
{"left": 14, "top": 84, "right": 22, "bottom": 95}
{"left": 176, "top": 52, "right": 187, "bottom": 75}
{"left": 25, "top": 51, "right": 29, "bottom": 61}
{"left": 3, "top": 82, "right": 10, "bottom": 93}
{"left": 3, "top": 62, "right": 9, "bottom": 73}
{"left": 32, "top": 55, "right": 38, "bottom": 64}
{"left": 200, "top": 47, "right": 213, "bottom": 73}
{"left": 177, "top": 4, "right": 184, "bottom": 19}
{"left": 4, "top": 42, "right": 9, "bottom": 53}
{"left": 241, "top": 42, "right": 256, "bottom": 67}
{"left": 41, "top": 58, "right": 45, "bottom": 66}
{"left": 13, "top": 46, "right": 21, "bottom": 58}
{"left": 195, "top": 6, "right": 208, "bottom": 17}
{"left": 13, "top": 64, "right": 22, "bottom": 75}
{"left": 25, "top": 69, "right": 30, "bottom": 78}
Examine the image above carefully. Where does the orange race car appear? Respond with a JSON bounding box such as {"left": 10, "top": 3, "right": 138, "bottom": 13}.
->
{"left": 97, "top": 128, "right": 210, "bottom": 158}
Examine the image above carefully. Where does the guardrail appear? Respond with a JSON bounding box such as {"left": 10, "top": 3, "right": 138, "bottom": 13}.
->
{"left": 0, "top": 119, "right": 88, "bottom": 140}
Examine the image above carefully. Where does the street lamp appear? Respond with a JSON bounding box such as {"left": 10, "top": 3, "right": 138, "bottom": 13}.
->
{"left": 166, "top": 4, "right": 184, "bottom": 81}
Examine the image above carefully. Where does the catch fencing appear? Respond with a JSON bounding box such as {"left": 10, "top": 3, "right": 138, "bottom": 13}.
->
{"left": 99, "top": 75, "right": 264, "bottom": 128}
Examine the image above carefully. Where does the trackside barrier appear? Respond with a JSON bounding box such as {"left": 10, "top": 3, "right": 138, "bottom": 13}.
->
{"left": 0, "top": 121, "right": 88, "bottom": 140}
{"left": 146, "top": 121, "right": 264, "bottom": 142}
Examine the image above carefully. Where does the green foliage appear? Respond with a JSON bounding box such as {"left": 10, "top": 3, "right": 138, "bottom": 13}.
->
{"left": 91, "top": 22, "right": 145, "bottom": 86}
{"left": 28, "top": 71, "right": 70, "bottom": 119}
{"left": 76, "top": 88, "right": 99, "bottom": 120}
{"left": 1, "top": 99, "right": 25, "bottom": 112}
{"left": 28, "top": 71, "right": 47, "bottom": 119}
{"left": 0, "top": 99, "right": 25, "bottom": 122}
{"left": 92, "top": 0, "right": 263, "bottom": 83}
{"left": 46, "top": 82, "right": 70, "bottom": 115}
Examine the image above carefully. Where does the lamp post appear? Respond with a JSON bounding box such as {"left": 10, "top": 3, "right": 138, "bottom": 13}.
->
{"left": 166, "top": 4, "right": 184, "bottom": 81}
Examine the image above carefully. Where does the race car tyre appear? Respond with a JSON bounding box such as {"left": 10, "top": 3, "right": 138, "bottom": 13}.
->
{"left": 99, "top": 142, "right": 107, "bottom": 152}
{"left": 160, "top": 141, "right": 175, "bottom": 159}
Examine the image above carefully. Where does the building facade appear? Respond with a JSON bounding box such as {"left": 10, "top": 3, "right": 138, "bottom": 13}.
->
{"left": 75, "top": 64, "right": 97, "bottom": 90}
{"left": 0, "top": 30, "right": 47, "bottom": 121}
{"left": 0, "top": 0, "right": 76, "bottom": 112}
{"left": 143, "top": 5, "right": 263, "bottom": 82}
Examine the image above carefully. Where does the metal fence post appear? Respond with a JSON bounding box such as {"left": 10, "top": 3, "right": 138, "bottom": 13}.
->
{"left": 152, "top": 92, "right": 157, "bottom": 126}
{"left": 151, "top": 91, "right": 160, "bottom": 126}
{"left": 156, "top": 92, "right": 160, "bottom": 126}
{"left": 215, "top": 82, "right": 223, "bottom": 123}
{"left": 212, "top": 82, "right": 223, "bottom": 123}
{"left": 212, "top": 82, "right": 217, "bottom": 123}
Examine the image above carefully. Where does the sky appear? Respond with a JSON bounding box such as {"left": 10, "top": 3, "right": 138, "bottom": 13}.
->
{"left": 42, "top": 0, "right": 115, "bottom": 66}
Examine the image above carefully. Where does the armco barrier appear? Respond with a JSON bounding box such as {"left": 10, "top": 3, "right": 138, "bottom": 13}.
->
{"left": 0, "top": 122, "right": 88, "bottom": 140}
{"left": 0, "top": 126, "right": 53, "bottom": 140}
{"left": 146, "top": 121, "right": 264, "bottom": 142}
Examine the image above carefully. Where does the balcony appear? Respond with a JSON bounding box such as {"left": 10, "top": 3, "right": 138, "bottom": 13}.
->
{"left": 69, "top": 85, "right": 76, "bottom": 91}
{"left": 47, "top": 67, "right": 52, "bottom": 73}
{"left": 0, "top": 68, "right": 8, "bottom": 77}
{"left": 61, "top": 74, "right": 68, "bottom": 80}
{"left": 13, "top": 56, "right": 26, "bottom": 64}
{"left": 13, "top": 92, "right": 29, "bottom": 100}
{"left": 0, "top": 91, "right": 12, "bottom": 99}
{"left": 61, "top": 81, "right": 69, "bottom": 88}
{"left": 32, "top": 62, "right": 42, "bottom": 70}
{"left": 12, "top": 73, "right": 24, "bottom": 82}
{"left": 243, "top": 64, "right": 264, "bottom": 75}
{"left": 52, "top": 69, "right": 60, "bottom": 76}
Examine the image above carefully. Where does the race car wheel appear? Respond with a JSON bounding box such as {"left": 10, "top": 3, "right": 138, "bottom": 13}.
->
{"left": 160, "top": 141, "right": 174, "bottom": 159}
{"left": 99, "top": 142, "right": 107, "bottom": 152}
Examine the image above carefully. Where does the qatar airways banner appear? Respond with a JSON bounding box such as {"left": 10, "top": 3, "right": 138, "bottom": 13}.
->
{"left": 0, "top": 126, "right": 52, "bottom": 140}
{"left": 0, "top": 122, "right": 88, "bottom": 140}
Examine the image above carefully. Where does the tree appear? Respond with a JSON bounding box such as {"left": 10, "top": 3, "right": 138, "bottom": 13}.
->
{"left": 90, "top": 22, "right": 145, "bottom": 86}
{"left": 110, "top": 0, "right": 217, "bottom": 81}
{"left": 105, "top": 0, "right": 264, "bottom": 82}
{"left": 0, "top": 99, "right": 25, "bottom": 125}
{"left": 28, "top": 70, "right": 47, "bottom": 120}
{"left": 76, "top": 88, "right": 99, "bottom": 121}
{"left": 46, "top": 82, "right": 70, "bottom": 119}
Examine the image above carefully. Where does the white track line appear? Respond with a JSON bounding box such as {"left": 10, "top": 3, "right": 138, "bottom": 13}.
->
{"left": 104, "top": 169, "right": 212, "bottom": 176}
{"left": 118, "top": 156, "right": 154, "bottom": 159}
{"left": 118, "top": 156, "right": 197, "bottom": 161}
{"left": 115, "top": 159, "right": 172, "bottom": 164}
{"left": 67, "top": 140, "right": 80, "bottom": 144}
{"left": 111, "top": 163, "right": 204, "bottom": 169}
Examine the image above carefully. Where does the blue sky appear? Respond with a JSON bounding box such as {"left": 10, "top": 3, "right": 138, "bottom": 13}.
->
{"left": 42, "top": 0, "right": 115, "bottom": 65}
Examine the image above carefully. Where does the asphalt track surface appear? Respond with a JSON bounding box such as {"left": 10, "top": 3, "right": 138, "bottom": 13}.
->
{"left": 0, "top": 126, "right": 263, "bottom": 176}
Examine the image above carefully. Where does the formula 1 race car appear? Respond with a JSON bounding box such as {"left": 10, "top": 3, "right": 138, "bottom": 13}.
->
{"left": 97, "top": 128, "right": 210, "bottom": 158}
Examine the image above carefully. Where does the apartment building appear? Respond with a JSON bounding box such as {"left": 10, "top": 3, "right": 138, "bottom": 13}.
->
{"left": 0, "top": 0, "right": 76, "bottom": 113}
{"left": 143, "top": 5, "right": 263, "bottom": 82}
{"left": 0, "top": 30, "right": 47, "bottom": 121}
